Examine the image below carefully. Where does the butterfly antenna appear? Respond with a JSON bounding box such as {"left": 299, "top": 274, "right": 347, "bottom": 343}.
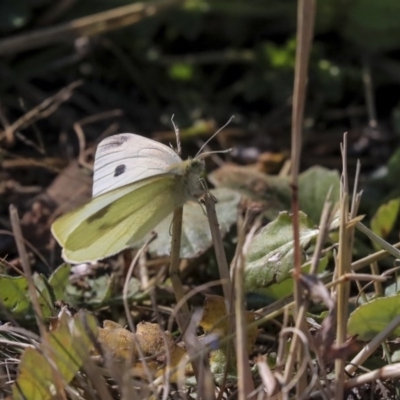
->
{"left": 171, "top": 114, "right": 182, "bottom": 156}
{"left": 196, "top": 115, "right": 235, "bottom": 157}
{"left": 197, "top": 148, "right": 233, "bottom": 160}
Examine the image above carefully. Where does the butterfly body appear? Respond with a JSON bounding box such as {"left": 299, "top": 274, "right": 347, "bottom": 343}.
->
{"left": 51, "top": 134, "right": 204, "bottom": 263}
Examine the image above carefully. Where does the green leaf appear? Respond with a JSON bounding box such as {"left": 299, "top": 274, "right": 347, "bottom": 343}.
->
{"left": 0, "top": 275, "right": 30, "bottom": 316}
{"left": 12, "top": 348, "right": 52, "bottom": 400}
{"left": 299, "top": 166, "right": 340, "bottom": 224}
{"left": 66, "top": 274, "right": 113, "bottom": 307}
{"left": 371, "top": 199, "right": 400, "bottom": 249}
{"left": 48, "top": 264, "right": 71, "bottom": 302}
{"left": 33, "top": 274, "right": 54, "bottom": 319}
{"left": 137, "top": 188, "right": 240, "bottom": 258}
{"left": 12, "top": 311, "right": 97, "bottom": 400}
{"left": 387, "top": 148, "right": 400, "bottom": 186}
{"left": 168, "top": 63, "right": 195, "bottom": 81}
{"left": 112, "top": 277, "right": 145, "bottom": 303}
{"left": 348, "top": 295, "right": 400, "bottom": 341}
{"left": 259, "top": 256, "right": 328, "bottom": 300}
{"left": 0, "top": 274, "right": 54, "bottom": 319}
{"left": 245, "top": 211, "right": 319, "bottom": 292}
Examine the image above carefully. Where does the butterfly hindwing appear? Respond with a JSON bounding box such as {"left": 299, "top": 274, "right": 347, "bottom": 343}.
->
{"left": 51, "top": 175, "right": 158, "bottom": 245}
{"left": 92, "top": 133, "right": 182, "bottom": 197}
{"left": 57, "top": 174, "right": 185, "bottom": 263}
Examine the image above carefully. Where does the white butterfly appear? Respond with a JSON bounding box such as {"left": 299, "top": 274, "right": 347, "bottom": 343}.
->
{"left": 51, "top": 133, "right": 204, "bottom": 263}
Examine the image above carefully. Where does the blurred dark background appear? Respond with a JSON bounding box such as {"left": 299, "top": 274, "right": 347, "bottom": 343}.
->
{"left": 1, "top": 0, "right": 400, "bottom": 247}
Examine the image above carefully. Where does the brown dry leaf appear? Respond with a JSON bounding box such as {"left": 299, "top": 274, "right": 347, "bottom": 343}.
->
{"left": 0, "top": 161, "right": 93, "bottom": 261}
{"left": 200, "top": 295, "right": 258, "bottom": 353}
{"left": 255, "top": 151, "right": 288, "bottom": 174}
{"left": 97, "top": 320, "right": 137, "bottom": 361}
{"left": 200, "top": 295, "right": 230, "bottom": 336}
{"left": 199, "top": 295, "right": 258, "bottom": 382}
{"left": 97, "top": 320, "right": 188, "bottom": 381}
{"left": 137, "top": 321, "right": 189, "bottom": 380}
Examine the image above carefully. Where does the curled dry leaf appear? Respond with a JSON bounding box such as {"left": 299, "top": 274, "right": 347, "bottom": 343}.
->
{"left": 97, "top": 320, "right": 189, "bottom": 381}
{"left": 200, "top": 294, "right": 258, "bottom": 354}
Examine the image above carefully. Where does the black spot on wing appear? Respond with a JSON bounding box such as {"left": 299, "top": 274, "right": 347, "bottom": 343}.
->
{"left": 87, "top": 205, "right": 111, "bottom": 223}
{"left": 114, "top": 164, "right": 126, "bottom": 177}
{"left": 100, "top": 134, "right": 130, "bottom": 149}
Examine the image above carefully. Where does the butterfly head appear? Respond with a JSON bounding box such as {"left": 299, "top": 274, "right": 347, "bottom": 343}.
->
{"left": 182, "top": 158, "right": 205, "bottom": 199}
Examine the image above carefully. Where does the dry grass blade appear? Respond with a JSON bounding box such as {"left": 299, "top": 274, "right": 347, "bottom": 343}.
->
{"left": 169, "top": 206, "right": 190, "bottom": 327}
{"left": 335, "top": 133, "right": 360, "bottom": 399}
{"left": 232, "top": 213, "right": 255, "bottom": 398}
{"left": 284, "top": 0, "right": 316, "bottom": 393}
{"left": 9, "top": 204, "right": 67, "bottom": 399}
{"left": 122, "top": 237, "right": 158, "bottom": 393}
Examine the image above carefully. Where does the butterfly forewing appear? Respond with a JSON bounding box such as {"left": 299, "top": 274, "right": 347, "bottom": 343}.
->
{"left": 92, "top": 133, "right": 182, "bottom": 197}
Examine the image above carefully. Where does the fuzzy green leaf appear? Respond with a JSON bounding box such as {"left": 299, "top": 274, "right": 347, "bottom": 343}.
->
{"left": 348, "top": 295, "right": 400, "bottom": 341}
{"left": 245, "top": 211, "right": 319, "bottom": 292}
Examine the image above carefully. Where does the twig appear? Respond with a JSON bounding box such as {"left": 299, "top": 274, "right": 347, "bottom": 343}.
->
{"left": 311, "top": 363, "right": 400, "bottom": 398}
{"left": 0, "top": 0, "right": 183, "bottom": 56}
{"left": 9, "top": 206, "right": 46, "bottom": 339}
{"left": 169, "top": 206, "right": 211, "bottom": 386}
{"left": 204, "top": 192, "right": 232, "bottom": 301}
{"left": 0, "top": 81, "right": 83, "bottom": 144}
{"left": 169, "top": 207, "right": 190, "bottom": 327}
{"left": 73, "top": 109, "right": 123, "bottom": 170}
{"left": 122, "top": 238, "right": 157, "bottom": 391}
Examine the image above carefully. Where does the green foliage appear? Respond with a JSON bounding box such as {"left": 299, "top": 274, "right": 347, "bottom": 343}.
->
{"left": 244, "top": 211, "right": 320, "bottom": 292}
{"left": 260, "top": 257, "right": 328, "bottom": 300}
{"left": 348, "top": 295, "right": 400, "bottom": 341}
{"left": 2, "top": 0, "right": 400, "bottom": 397}
{"left": 0, "top": 275, "right": 30, "bottom": 316}
{"left": 12, "top": 311, "right": 97, "bottom": 400}
{"left": 48, "top": 264, "right": 71, "bottom": 302}
{"left": 0, "top": 274, "right": 53, "bottom": 319}
{"left": 299, "top": 166, "right": 340, "bottom": 224}
{"left": 371, "top": 199, "right": 400, "bottom": 250}
{"left": 210, "top": 164, "right": 339, "bottom": 225}
{"left": 168, "top": 63, "right": 195, "bottom": 81}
